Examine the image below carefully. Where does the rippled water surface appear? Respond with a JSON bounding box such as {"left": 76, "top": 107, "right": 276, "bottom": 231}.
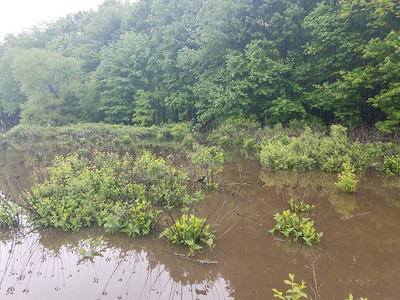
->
{"left": 1, "top": 148, "right": 400, "bottom": 299}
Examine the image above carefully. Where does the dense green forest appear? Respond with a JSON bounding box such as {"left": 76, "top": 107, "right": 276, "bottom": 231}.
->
{"left": 0, "top": 0, "right": 399, "bottom": 132}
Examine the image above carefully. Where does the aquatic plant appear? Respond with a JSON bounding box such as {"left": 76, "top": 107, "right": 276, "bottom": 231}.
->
{"left": 288, "top": 198, "right": 316, "bottom": 213}
{"left": 272, "top": 273, "right": 308, "bottom": 300}
{"left": 273, "top": 274, "right": 368, "bottom": 300}
{"left": 335, "top": 162, "right": 358, "bottom": 193}
{"left": 99, "top": 198, "right": 160, "bottom": 236}
{"left": 207, "top": 118, "right": 261, "bottom": 152}
{"left": 159, "top": 213, "right": 215, "bottom": 257}
{"left": 381, "top": 154, "right": 400, "bottom": 175}
{"left": 260, "top": 124, "right": 400, "bottom": 174}
{"left": 0, "top": 197, "right": 22, "bottom": 228}
{"left": 243, "top": 138, "right": 261, "bottom": 159}
{"left": 269, "top": 210, "right": 323, "bottom": 246}
{"left": 190, "top": 144, "right": 224, "bottom": 190}
{"left": 22, "top": 151, "right": 191, "bottom": 233}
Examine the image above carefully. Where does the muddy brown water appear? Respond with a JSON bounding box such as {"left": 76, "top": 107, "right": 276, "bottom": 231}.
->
{"left": 1, "top": 149, "right": 400, "bottom": 299}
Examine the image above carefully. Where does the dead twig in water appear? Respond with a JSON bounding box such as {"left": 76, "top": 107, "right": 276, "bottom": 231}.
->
{"left": 172, "top": 253, "right": 218, "bottom": 264}
{"left": 215, "top": 222, "right": 236, "bottom": 240}
{"left": 308, "top": 251, "right": 327, "bottom": 300}
{"left": 348, "top": 211, "right": 371, "bottom": 219}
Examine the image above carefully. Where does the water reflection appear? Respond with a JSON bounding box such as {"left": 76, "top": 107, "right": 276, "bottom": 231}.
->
{"left": 0, "top": 228, "right": 232, "bottom": 299}
{"left": 1, "top": 151, "right": 400, "bottom": 299}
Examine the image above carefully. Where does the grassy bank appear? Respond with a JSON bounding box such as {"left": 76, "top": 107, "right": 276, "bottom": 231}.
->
{"left": 1, "top": 121, "right": 400, "bottom": 175}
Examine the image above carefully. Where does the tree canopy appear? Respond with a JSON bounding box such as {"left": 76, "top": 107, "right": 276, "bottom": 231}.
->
{"left": 0, "top": 0, "right": 399, "bottom": 131}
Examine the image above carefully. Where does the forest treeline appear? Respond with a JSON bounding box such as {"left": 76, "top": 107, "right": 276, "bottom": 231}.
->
{"left": 0, "top": 0, "right": 399, "bottom": 132}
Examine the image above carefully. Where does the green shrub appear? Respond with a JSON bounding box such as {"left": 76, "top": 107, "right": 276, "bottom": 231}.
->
{"left": 381, "top": 154, "right": 400, "bottom": 175}
{"left": 122, "top": 135, "right": 133, "bottom": 146}
{"left": 269, "top": 210, "right": 323, "bottom": 246}
{"left": 272, "top": 273, "right": 308, "bottom": 300}
{"left": 260, "top": 124, "right": 400, "bottom": 174}
{"left": 169, "top": 122, "right": 191, "bottom": 141}
{"left": 99, "top": 199, "right": 160, "bottom": 236}
{"left": 335, "top": 163, "right": 358, "bottom": 193}
{"left": 132, "top": 152, "right": 191, "bottom": 207}
{"left": 243, "top": 138, "right": 261, "bottom": 159}
{"left": 208, "top": 118, "right": 260, "bottom": 152}
{"left": 159, "top": 213, "right": 215, "bottom": 256}
{"left": 190, "top": 144, "right": 224, "bottom": 189}
{"left": 22, "top": 151, "right": 191, "bottom": 232}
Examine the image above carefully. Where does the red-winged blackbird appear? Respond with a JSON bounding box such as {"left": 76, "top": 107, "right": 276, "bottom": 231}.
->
{"left": 195, "top": 176, "right": 206, "bottom": 183}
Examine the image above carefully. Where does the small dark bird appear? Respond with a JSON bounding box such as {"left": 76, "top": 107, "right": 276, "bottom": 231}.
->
{"left": 195, "top": 176, "right": 206, "bottom": 183}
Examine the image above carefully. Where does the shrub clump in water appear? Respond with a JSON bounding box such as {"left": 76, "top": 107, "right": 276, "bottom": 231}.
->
{"left": 159, "top": 212, "right": 215, "bottom": 256}
{"left": 22, "top": 151, "right": 191, "bottom": 234}
{"left": 269, "top": 210, "right": 322, "bottom": 246}
{"left": 335, "top": 162, "right": 358, "bottom": 193}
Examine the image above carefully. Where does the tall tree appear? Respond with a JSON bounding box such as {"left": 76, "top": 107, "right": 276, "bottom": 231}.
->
{"left": 12, "top": 49, "right": 85, "bottom": 125}
{"left": 0, "top": 48, "right": 27, "bottom": 129}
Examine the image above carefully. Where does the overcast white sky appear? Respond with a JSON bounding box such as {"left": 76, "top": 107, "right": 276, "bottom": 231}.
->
{"left": 0, "top": 0, "right": 107, "bottom": 42}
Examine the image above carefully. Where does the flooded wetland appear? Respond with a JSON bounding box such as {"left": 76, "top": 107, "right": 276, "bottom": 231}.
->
{"left": 1, "top": 149, "right": 400, "bottom": 300}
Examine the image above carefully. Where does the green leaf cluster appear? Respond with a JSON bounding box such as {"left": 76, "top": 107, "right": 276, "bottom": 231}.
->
{"left": 272, "top": 273, "right": 308, "bottom": 300}
{"left": 381, "top": 154, "right": 400, "bottom": 175}
{"left": 269, "top": 210, "right": 323, "bottom": 246}
{"left": 159, "top": 213, "right": 215, "bottom": 256}
{"left": 0, "top": 197, "right": 22, "bottom": 228}
{"left": 335, "top": 163, "right": 359, "bottom": 193}
{"left": 190, "top": 144, "right": 224, "bottom": 189}
{"left": 288, "top": 199, "right": 315, "bottom": 213}
{"left": 260, "top": 124, "right": 400, "bottom": 173}
{"left": 22, "top": 151, "right": 192, "bottom": 233}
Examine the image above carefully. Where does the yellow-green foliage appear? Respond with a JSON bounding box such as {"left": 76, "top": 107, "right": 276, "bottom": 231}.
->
{"left": 335, "top": 163, "right": 358, "bottom": 193}
{"left": 159, "top": 213, "right": 215, "bottom": 256}
{"left": 272, "top": 273, "right": 307, "bottom": 300}
{"left": 243, "top": 138, "right": 261, "bottom": 159}
{"left": 381, "top": 154, "right": 400, "bottom": 175}
{"left": 22, "top": 151, "right": 192, "bottom": 233}
{"left": 269, "top": 210, "right": 323, "bottom": 246}
{"left": 289, "top": 198, "right": 316, "bottom": 213}
{"left": 260, "top": 125, "right": 400, "bottom": 173}
{"left": 190, "top": 144, "right": 224, "bottom": 189}
{"left": 0, "top": 198, "right": 22, "bottom": 228}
